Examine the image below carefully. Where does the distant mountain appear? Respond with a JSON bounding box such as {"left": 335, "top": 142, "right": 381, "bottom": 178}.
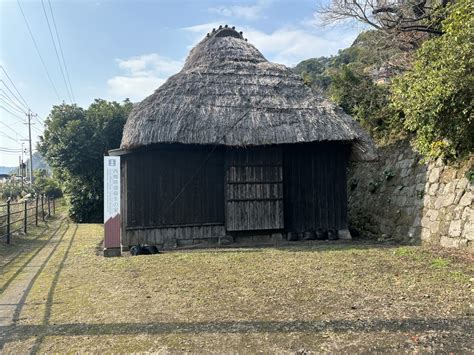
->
{"left": 0, "top": 152, "right": 51, "bottom": 177}
{"left": 0, "top": 166, "right": 16, "bottom": 175}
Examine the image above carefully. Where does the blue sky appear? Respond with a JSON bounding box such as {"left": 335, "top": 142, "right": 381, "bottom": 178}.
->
{"left": 0, "top": 0, "right": 363, "bottom": 166}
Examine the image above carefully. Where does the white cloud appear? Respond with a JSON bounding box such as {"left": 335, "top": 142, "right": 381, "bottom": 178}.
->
{"left": 107, "top": 54, "right": 183, "bottom": 102}
{"left": 208, "top": 0, "right": 270, "bottom": 20}
{"left": 183, "top": 20, "right": 359, "bottom": 67}
{"left": 110, "top": 20, "right": 361, "bottom": 102}
{"left": 183, "top": 22, "right": 223, "bottom": 35}
{"left": 242, "top": 26, "right": 359, "bottom": 66}
{"left": 182, "top": 22, "right": 224, "bottom": 48}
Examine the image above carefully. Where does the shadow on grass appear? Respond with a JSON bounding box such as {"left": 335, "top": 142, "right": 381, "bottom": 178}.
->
{"left": 0, "top": 219, "right": 67, "bottom": 293}
{"left": 29, "top": 224, "right": 77, "bottom": 353}
{"left": 166, "top": 240, "right": 402, "bottom": 256}
{"left": 0, "top": 222, "right": 50, "bottom": 269}
{"left": 10, "top": 223, "right": 74, "bottom": 325}
{"left": 1, "top": 317, "right": 472, "bottom": 343}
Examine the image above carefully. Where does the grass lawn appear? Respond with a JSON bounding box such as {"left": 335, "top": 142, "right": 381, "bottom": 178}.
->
{"left": 1, "top": 216, "right": 473, "bottom": 353}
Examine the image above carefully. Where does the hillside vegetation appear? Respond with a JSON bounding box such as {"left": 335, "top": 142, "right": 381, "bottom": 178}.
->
{"left": 294, "top": 0, "right": 473, "bottom": 161}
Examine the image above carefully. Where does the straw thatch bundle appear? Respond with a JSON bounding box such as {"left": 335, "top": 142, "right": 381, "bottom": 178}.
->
{"left": 121, "top": 26, "right": 377, "bottom": 161}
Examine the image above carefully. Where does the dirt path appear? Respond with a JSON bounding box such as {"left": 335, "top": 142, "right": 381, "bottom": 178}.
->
{"left": 0, "top": 218, "right": 70, "bottom": 346}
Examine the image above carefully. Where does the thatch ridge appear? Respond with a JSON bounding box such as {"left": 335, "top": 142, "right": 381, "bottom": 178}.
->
{"left": 121, "top": 26, "right": 377, "bottom": 161}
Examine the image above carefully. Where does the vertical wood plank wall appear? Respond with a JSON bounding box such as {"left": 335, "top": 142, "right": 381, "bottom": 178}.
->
{"left": 124, "top": 145, "right": 224, "bottom": 228}
{"left": 283, "top": 142, "right": 349, "bottom": 232}
{"left": 225, "top": 147, "right": 284, "bottom": 231}
{"left": 120, "top": 142, "right": 350, "bottom": 246}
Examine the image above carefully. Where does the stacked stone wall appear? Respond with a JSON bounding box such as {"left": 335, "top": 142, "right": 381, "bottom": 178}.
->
{"left": 348, "top": 140, "right": 473, "bottom": 251}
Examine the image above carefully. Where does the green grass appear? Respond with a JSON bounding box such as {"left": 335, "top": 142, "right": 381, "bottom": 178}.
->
{"left": 430, "top": 257, "right": 450, "bottom": 268}
{"left": 1, "top": 219, "right": 473, "bottom": 353}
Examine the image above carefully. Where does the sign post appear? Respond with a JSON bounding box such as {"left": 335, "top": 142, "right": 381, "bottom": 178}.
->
{"left": 104, "top": 156, "right": 121, "bottom": 257}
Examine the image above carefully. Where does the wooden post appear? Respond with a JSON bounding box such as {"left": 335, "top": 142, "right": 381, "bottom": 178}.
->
{"left": 53, "top": 198, "right": 55, "bottom": 215}
{"left": 41, "top": 194, "right": 45, "bottom": 221}
{"left": 6, "top": 198, "right": 11, "bottom": 244}
{"left": 24, "top": 200, "right": 28, "bottom": 234}
{"left": 47, "top": 197, "right": 51, "bottom": 217}
{"left": 35, "top": 196, "right": 39, "bottom": 226}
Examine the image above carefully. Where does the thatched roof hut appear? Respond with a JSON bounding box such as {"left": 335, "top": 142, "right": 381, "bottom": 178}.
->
{"left": 112, "top": 25, "right": 377, "bottom": 251}
{"left": 121, "top": 25, "right": 376, "bottom": 161}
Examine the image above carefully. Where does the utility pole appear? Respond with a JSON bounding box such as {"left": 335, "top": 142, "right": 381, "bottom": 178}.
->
{"left": 20, "top": 142, "right": 25, "bottom": 189}
{"left": 27, "top": 110, "right": 33, "bottom": 188}
{"left": 18, "top": 156, "right": 21, "bottom": 188}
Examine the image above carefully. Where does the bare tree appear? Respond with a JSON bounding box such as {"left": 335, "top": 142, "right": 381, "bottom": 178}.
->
{"left": 317, "top": 0, "right": 451, "bottom": 48}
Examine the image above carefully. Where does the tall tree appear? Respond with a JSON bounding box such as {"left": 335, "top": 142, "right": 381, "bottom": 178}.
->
{"left": 39, "top": 99, "right": 133, "bottom": 222}
{"left": 317, "top": 0, "right": 452, "bottom": 49}
{"left": 391, "top": 0, "right": 473, "bottom": 160}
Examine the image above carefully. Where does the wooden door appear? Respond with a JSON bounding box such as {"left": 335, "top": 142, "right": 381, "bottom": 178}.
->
{"left": 225, "top": 146, "right": 284, "bottom": 231}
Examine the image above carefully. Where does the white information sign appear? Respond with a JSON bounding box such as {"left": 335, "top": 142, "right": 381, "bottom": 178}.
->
{"left": 104, "top": 156, "right": 120, "bottom": 222}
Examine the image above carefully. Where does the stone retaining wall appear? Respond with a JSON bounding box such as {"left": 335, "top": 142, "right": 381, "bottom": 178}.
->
{"left": 348, "top": 140, "right": 473, "bottom": 251}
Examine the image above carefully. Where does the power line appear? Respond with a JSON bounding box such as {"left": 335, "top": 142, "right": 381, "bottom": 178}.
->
{"left": 41, "top": 0, "right": 73, "bottom": 104}
{"left": 0, "top": 90, "right": 28, "bottom": 114}
{"left": 47, "top": 0, "right": 75, "bottom": 103}
{"left": 17, "top": 0, "right": 62, "bottom": 102}
{"left": 34, "top": 113, "right": 45, "bottom": 123}
{"left": 32, "top": 125, "right": 43, "bottom": 135}
{"left": 0, "top": 105, "right": 26, "bottom": 121}
{"left": 33, "top": 116, "right": 44, "bottom": 126}
{"left": 1, "top": 68, "right": 44, "bottom": 125}
{"left": 0, "top": 150, "right": 22, "bottom": 155}
{"left": 0, "top": 130, "right": 20, "bottom": 143}
{"left": 0, "top": 120, "right": 23, "bottom": 138}
{"left": 0, "top": 66, "right": 30, "bottom": 110}
{"left": 0, "top": 80, "right": 29, "bottom": 112}
{"left": 0, "top": 97, "right": 26, "bottom": 116}
{"left": 0, "top": 147, "right": 22, "bottom": 152}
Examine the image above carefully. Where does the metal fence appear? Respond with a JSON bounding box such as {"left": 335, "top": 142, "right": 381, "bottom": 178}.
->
{"left": 0, "top": 195, "right": 56, "bottom": 244}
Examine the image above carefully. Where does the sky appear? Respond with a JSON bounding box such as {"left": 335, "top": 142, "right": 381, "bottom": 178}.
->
{"left": 0, "top": 0, "right": 363, "bottom": 166}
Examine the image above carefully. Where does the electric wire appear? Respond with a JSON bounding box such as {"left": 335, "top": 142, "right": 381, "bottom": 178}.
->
{"left": 0, "top": 91, "right": 28, "bottom": 114}
{"left": 0, "top": 131, "right": 20, "bottom": 143}
{"left": 0, "top": 97, "right": 26, "bottom": 116}
{"left": 17, "top": 0, "right": 62, "bottom": 102}
{"left": 0, "top": 66, "right": 30, "bottom": 110}
{"left": 1, "top": 69, "right": 44, "bottom": 124}
{"left": 47, "top": 0, "right": 75, "bottom": 103}
{"left": 0, "top": 105, "right": 26, "bottom": 121}
{"left": 0, "top": 80, "right": 29, "bottom": 112}
{"left": 0, "top": 120, "right": 24, "bottom": 138}
{"left": 41, "top": 0, "right": 73, "bottom": 104}
{"left": 0, "top": 147, "right": 22, "bottom": 152}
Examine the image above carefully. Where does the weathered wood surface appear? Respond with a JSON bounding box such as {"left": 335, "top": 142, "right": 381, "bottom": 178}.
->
{"left": 225, "top": 146, "right": 284, "bottom": 231}
{"left": 123, "top": 145, "right": 225, "bottom": 228}
{"left": 123, "top": 224, "right": 225, "bottom": 247}
{"left": 283, "top": 142, "right": 349, "bottom": 232}
{"left": 120, "top": 142, "right": 350, "bottom": 246}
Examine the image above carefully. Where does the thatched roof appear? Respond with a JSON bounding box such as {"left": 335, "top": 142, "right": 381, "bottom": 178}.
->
{"left": 120, "top": 25, "right": 377, "bottom": 161}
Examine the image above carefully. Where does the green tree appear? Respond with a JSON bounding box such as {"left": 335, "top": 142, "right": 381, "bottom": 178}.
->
{"left": 328, "top": 65, "right": 397, "bottom": 138}
{"left": 392, "top": 0, "right": 474, "bottom": 160}
{"left": 39, "top": 99, "right": 133, "bottom": 222}
{"left": 33, "top": 169, "right": 62, "bottom": 198}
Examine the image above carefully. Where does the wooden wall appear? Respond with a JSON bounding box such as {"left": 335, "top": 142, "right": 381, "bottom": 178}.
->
{"left": 119, "top": 142, "right": 350, "bottom": 246}
{"left": 122, "top": 145, "right": 224, "bottom": 229}
{"left": 225, "top": 147, "right": 284, "bottom": 231}
{"left": 124, "top": 225, "right": 225, "bottom": 248}
{"left": 283, "top": 142, "right": 349, "bottom": 232}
